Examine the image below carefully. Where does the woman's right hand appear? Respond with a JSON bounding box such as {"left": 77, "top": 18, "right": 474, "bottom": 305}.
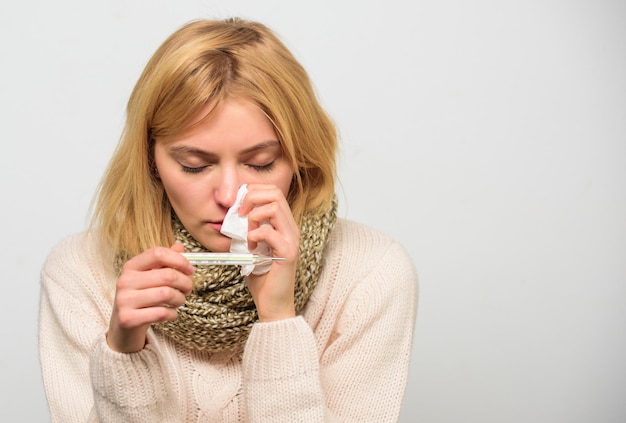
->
{"left": 106, "top": 243, "right": 194, "bottom": 353}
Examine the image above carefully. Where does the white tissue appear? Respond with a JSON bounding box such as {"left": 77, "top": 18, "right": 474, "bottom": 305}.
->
{"left": 220, "top": 184, "right": 272, "bottom": 276}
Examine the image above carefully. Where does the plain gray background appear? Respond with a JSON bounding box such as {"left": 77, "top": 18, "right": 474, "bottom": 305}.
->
{"left": 1, "top": 1, "right": 625, "bottom": 421}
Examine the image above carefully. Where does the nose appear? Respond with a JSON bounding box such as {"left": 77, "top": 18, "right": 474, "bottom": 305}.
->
{"left": 213, "top": 166, "right": 241, "bottom": 209}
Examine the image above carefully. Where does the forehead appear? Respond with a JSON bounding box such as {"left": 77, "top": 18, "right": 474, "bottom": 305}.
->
{"left": 160, "top": 99, "right": 278, "bottom": 149}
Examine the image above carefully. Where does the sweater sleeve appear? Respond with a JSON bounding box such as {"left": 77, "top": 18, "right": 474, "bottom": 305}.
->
{"left": 38, "top": 235, "right": 185, "bottom": 422}
{"left": 242, "top": 316, "right": 328, "bottom": 422}
{"left": 39, "top": 266, "right": 100, "bottom": 422}
{"left": 241, "top": 239, "right": 418, "bottom": 422}
{"left": 319, "top": 241, "right": 418, "bottom": 422}
{"left": 88, "top": 330, "right": 185, "bottom": 422}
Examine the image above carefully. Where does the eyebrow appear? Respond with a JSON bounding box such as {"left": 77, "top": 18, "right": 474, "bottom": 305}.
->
{"left": 169, "top": 140, "right": 281, "bottom": 156}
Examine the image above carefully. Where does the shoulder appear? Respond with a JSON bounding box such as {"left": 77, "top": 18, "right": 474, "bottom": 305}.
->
{"left": 305, "top": 218, "right": 418, "bottom": 337}
{"left": 41, "top": 230, "right": 113, "bottom": 298}
{"left": 315, "top": 218, "right": 418, "bottom": 306}
{"left": 43, "top": 231, "right": 98, "bottom": 273}
{"left": 327, "top": 218, "right": 417, "bottom": 280}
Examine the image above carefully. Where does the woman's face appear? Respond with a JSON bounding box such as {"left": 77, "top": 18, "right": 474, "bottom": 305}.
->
{"left": 154, "top": 98, "right": 294, "bottom": 252}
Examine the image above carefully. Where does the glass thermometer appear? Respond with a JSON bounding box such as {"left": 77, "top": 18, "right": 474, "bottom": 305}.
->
{"left": 181, "top": 252, "right": 285, "bottom": 266}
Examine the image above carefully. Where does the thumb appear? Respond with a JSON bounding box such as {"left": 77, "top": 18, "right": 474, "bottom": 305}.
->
{"left": 170, "top": 243, "right": 185, "bottom": 253}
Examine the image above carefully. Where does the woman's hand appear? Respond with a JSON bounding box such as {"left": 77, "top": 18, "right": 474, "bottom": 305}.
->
{"left": 238, "top": 184, "right": 300, "bottom": 322}
{"left": 107, "top": 244, "right": 194, "bottom": 353}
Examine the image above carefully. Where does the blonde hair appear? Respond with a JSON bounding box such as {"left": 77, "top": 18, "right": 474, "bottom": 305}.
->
{"left": 90, "top": 18, "right": 338, "bottom": 260}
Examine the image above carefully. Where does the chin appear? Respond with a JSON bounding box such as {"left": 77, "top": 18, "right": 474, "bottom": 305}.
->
{"left": 186, "top": 225, "right": 232, "bottom": 252}
{"left": 199, "top": 237, "right": 233, "bottom": 253}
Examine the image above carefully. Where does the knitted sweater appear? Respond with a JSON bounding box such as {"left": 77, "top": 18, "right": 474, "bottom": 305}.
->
{"left": 39, "top": 218, "right": 418, "bottom": 422}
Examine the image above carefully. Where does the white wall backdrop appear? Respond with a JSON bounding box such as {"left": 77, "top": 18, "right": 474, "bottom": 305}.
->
{"left": 1, "top": 1, "right": 624, "bottom": 422}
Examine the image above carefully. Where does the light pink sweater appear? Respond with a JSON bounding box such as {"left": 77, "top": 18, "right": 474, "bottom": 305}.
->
{"left": 39, "top": 218, "right": 418, "bottom": 422}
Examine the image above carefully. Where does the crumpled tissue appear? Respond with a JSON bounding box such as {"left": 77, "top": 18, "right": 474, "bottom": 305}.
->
{"left": 220, "top": 184, "right": 272, "bottom": 276}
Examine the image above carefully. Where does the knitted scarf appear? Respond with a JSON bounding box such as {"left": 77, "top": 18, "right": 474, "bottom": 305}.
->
{"left": 152, "top": 197, "right": 337, "bottom": 352}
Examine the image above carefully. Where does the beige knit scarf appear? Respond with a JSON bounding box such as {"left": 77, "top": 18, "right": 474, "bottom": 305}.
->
{"left": 151, "top": 197, "right": 337, "bottom": 352}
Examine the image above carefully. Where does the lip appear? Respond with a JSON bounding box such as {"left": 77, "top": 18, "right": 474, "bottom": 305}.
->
{"left": 208, "top": 221, "right": 224, "bottom": 232}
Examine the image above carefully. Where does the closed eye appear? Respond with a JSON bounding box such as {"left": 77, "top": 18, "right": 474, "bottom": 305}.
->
{"left": 248, "top": 161, "right": 275, "bottom": 172}
{"left": 181, "top": 164, "right": 209, "bottom": 174}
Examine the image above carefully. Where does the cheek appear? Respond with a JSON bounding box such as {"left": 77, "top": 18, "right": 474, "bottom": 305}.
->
{"left": 279, "top": 175, "right": 293, "bottom": 197}
{"left": 273, "top": 163, "right": 295, "bottom": 197}
{"left": 160, "top": 175, "right": 201, "bottom": 210}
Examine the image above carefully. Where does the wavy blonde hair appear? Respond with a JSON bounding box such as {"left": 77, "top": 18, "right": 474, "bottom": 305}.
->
{"left": 90, "top": 18, "right": 337, "bottom": 261}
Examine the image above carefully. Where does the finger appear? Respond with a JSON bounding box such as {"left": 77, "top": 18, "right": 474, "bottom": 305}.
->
{"left": 117, "top": 285, "right": 188, "bottom": 310}
{"left": 115, "top": 305, "right": 180, "bottom": 329}
{"left": 170, "top": 243, "right": 185, "bottom": 253}
{"left": 247, "top": 225, "right": 299, "bottom": 261}
{"left": 123, "top": 246, "right": 195, "bottom": 275}
{"left": 247, "top": 201, "right": 296, "bottom": 234}
{"left": 238, "top": 185, "right": 287, "bottom": 215}
{"left": 117, "top": 267, "right": 193, "bottom": 296}
{"left": 239, "top": 185, "right": 296, "bottom": 232}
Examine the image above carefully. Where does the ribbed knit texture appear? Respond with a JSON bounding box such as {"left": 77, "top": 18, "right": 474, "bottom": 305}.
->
{"left": 39, "top": 219, "right": 418, "bottom": 422}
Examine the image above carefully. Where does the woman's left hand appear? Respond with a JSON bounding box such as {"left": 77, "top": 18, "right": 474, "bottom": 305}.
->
{"left": 237, "top": 184, "right": 300, "bottom": 322}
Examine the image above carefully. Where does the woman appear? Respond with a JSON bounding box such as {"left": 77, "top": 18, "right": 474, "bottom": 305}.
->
{"left": 39, "top": 18, "right": 418, "bottom": 422}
